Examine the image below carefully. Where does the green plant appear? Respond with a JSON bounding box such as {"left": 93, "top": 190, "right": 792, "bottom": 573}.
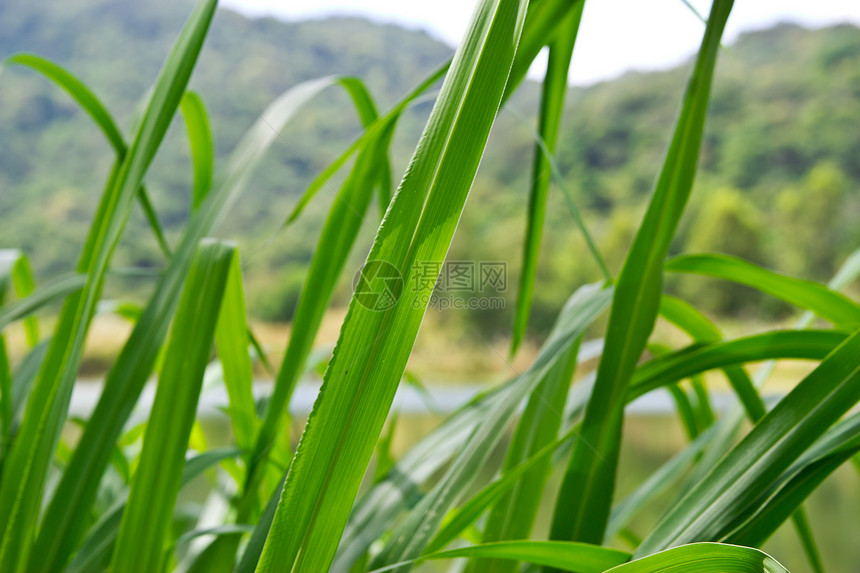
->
{"left": 1, "top": 0, "right": 859, "bottom": 572}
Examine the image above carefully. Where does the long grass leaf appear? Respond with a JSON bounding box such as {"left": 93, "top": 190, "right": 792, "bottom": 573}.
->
{"left": 181, "top": 91, "right": 215, "bottom": 211}
{"left": 257, "top": 1, "right": 529, "bottom": 568}
{"left": 110, "top": 240, "right": 234, "bottom": 573}
{"left": 511, "top": 2, "right": 585, "bottom": 354}
{"left": 549, "top": 0, "right": 732, "bottom": 543}
{"left": 666, "top": 253, "right": 860, "bottom": 327}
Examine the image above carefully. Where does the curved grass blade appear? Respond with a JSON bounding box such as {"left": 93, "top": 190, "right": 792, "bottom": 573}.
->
{"left": 30, "top": 69, "right": 334, "bottom": 573}
{"left": 0, "top": 2, "right": 217, "bottom": 568}
{"left": 110, "top": 240, "right": 234, "bottom": 573}
{"left": 549, "top": 0, "right": 734, "bottom": 545}
{"left": 666, "top": 253, "right": 860, "bottom": 327}
{"left": 410, "top": 540, "right": 629, "bottom": 573}
{"left": 629, "top": 329, "right": 846, "bottom": 401}
{"left": 605, "top": 543, "right": 787, "bottom": 573}
{"left": 181, "top": 91, "right": 215, "bottom": 211}
{"left": 505, "top": 0, "right": 585, "bottom": 99}
{"left": 511, "top": 1, "right": 586, "bottom": 354}
{"left": 256, "top": 1, "right": 530, "bottom": 568}
{"left": 4, "top": 54, "right": 172, "bottom": 258}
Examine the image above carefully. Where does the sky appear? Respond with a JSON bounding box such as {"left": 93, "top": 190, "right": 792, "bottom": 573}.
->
{"left": 221, "top": 0, "right": 860, "bottom": 86}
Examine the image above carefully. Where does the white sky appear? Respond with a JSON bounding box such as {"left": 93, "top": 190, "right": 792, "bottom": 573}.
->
{"left": 222, "top": 0, "right": 860, "bottom": 86}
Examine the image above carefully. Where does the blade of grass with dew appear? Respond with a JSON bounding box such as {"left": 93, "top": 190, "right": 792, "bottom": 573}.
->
{"left": 666, "top": 253, "right": 860, "bottom": 327}
{"left": 636, "top": 326, "right": 860, "bottom": 555}
{"left": 4, "top": 54, "right": 172, "bottom": 257}
{"left": 256, "top": 1, "right": 530, "bottom": 568}
{"left": 511, "top": 1, "right": 585, "bottom": 354}
{"left": 549, "top": 0, "right": 734, "bottom": 545}
{"left": 30, "top": 72, "right": 340, "bottom": 573}
{"left": 0, "top": 2, "right": 217, "bottom": 569}
{"left": 110, "top": 240, "right": 234, "bottom": 573}
{"left": 65, "top": 448, "right": 240, "bottom": 573}
{"left": 181, "top": 91, "right": 214, "bottom": 211}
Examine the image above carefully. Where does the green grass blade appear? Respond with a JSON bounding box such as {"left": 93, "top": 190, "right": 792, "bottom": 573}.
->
{"left": 333, "top": 383, "right": 514, "bottom": 570}
{"left": 4, "top": 54, "right": 172, "bottom": 258}
{"left": 233, "top": 471, "right": 288, "bottom": 573}
{"left": 256, "top": 1, "right": 529, "bottom": 568}
{"left": 30, "top": 71, "right": 331, "bottom": 573}
{"left": 511, "top": 2, "right": 584, "bottom": 354}
{"left": 110, "top": 240, "right": 234, "bottom": 573}
{"left": 636, "top": 327, "right": 860, "bottom": 555}
{"left": 181, "top": 91, "right": 215, "bottom": 211}
{"left": 549, "top": 0, "right": 733, "bottom": 544}
{"left": 215, "top": 251, "right": 258, "bottom": 453}
{"left": 629, "top": 329, "right": 846, "bottom": 401}
{"left": 666, "top": 253, "right": 860, "bottom": 327}
{"left": 605, "top": 543, "right": 786, "bottom": 573}
{"left": 416, "top": 540, "right": 629, "bottom": 573}
{"left": 0, "top": 2, "right": 216, "bottom": 567}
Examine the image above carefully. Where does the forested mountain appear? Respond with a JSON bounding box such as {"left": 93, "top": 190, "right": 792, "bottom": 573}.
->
{"left": 2, "top": 0, "right": 859, "bottom": 334}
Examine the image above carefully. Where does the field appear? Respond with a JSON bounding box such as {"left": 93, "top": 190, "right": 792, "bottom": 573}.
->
{"left": 2, "top": 0, "right": 860, "bottom": 572}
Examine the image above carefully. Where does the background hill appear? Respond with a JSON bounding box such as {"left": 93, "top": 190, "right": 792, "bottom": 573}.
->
{"left": 2, "top": 0, "right": 860, "bottom": 338}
